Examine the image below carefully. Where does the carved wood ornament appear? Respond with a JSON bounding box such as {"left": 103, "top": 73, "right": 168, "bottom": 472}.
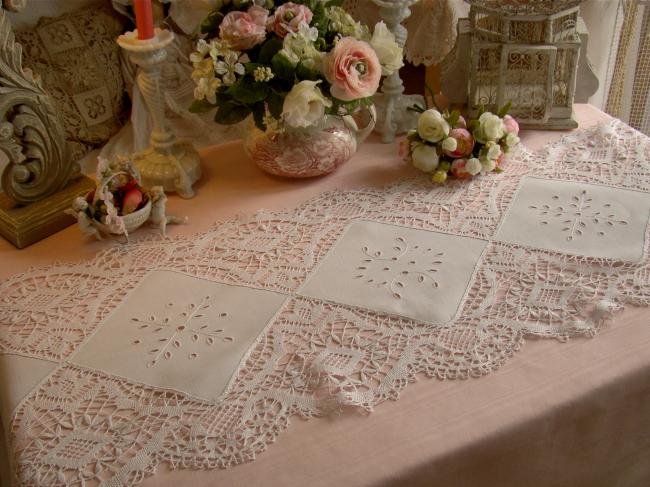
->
{"left": 0, "top": 0, "right": 76, "bottom": 204}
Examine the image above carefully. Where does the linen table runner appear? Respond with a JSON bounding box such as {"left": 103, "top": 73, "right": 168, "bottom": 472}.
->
{"left": 1, "top": 120, "right": 650, "bottom": 486}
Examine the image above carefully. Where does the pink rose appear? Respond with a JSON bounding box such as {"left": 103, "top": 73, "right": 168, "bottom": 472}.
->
{"left": 323, "top": 37, "right": 381, "bottom": 101}
{"left": 220, "top": 6, "right": 268, "bottom": 50}
{"left": 451, "top": 159, "right": 472, "bottom": 179}
{"left": 398, "top": 138, "right": 411, "bottom": 160}
{"left": 503, "top": 114, "right": 519, "bottom": 135}
{"left": 455, "top": 115, "right": 467, "bottom": 129}
{"left": 443, "top": 128, "right": 474, "bottom": 158}
{"left": 496, "top": 152, "right": 506, "bottom": 168}
{"left": 268, "top": 2, "right": 313, "bottom": 38}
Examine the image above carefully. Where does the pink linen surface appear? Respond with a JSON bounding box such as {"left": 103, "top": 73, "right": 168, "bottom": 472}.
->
{"left": 1, "top": 104, "right": 648, "bottom": 486}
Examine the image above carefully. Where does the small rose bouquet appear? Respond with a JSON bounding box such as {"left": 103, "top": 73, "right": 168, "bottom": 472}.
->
{"left": 189, "top": 0, "right": 402, "bottom": 131}
{"left": 67, "top": 157, "right": 150, "bottom": 240}
{"left": 400, "top": 102, "right": 521, "bottom": 184}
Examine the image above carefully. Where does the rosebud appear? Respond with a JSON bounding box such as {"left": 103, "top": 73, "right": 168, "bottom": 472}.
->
{"left": 465, "top": 157, "right": 482, "bottom": 175}
{"left": 122, "top": 188, "right": 143, "bottom": 215}
{"left": 503, "top": 115, "right": 519, "bottom": 135}
{"left": 432, "top": 170, "right": 448, "bottom": 184}
{"left": 450, "top": 159, "right": 471, "bottom": 179}
{"left": 398, "top": 138, "right": 411, "bottom": 161}
{"left": 443, "top": 128, "right": 474, "bottom": 158}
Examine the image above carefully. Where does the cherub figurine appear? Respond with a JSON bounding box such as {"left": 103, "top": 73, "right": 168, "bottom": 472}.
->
{"left": 66, "top": 197, "right": 103, "bottom": 241}
{"left": 149, "top": 186, "right": 189, "bottom": 235}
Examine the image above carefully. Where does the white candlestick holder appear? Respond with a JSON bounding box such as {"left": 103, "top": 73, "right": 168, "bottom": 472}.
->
{"left": 372, "top": 0, "right": 424, "bottom": 143}
{"left": 117, "top": 29, "right": 201, "bottom": 198}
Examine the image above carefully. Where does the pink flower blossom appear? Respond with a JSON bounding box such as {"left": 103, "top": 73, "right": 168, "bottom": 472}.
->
{"left": 451, "top": 159, "right": 472, "bottom": 179}
{"left": 323, "top": 37, "right": 381, "bottom": 101}
{"left": 268, "top": 2, "right": 313, "bottom": 38}
{"left": 443, "top": 128, "right": 474, "bottom": 158}
{"left": 220, "top": 6, "right": 268, "bottom": 50}
{"left": 398, "top": 138, "right": 411, "bottom": 160}
{"left": 503, "top": 114, "right": 519, "bottom": 135}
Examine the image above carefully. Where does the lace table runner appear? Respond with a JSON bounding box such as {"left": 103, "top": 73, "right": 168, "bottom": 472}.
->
{"left": 2, "top": 120, "right": 650, "bottom": 486}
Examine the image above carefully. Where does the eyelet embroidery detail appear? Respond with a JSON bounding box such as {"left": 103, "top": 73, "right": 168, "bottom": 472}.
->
{"left": 130, "top": 296, "right": 234, "bottom": 367}
{"left": 528, "top": 190, "right": 628, "bottom": 241}
{"left": 355, "top": 237, "right": 445, "bottom": 299}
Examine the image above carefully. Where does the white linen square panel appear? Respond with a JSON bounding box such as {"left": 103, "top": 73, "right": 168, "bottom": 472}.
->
{"left": 300, "top": 220, "right": 488, "bottom": 324}
{"left": 72, "top": 270, "right": 286, "bottom": 401}
{"left": 496, "top": 178, "right": 650, "bottom": 262}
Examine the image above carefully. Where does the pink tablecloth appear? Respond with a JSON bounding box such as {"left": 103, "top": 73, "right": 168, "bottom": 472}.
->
{"left": 1, "top": 105, "right": 649, "bottom": 486}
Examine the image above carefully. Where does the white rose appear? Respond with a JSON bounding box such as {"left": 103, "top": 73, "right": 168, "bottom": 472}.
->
{"left": 486, "top": 141, "right": 502, "bottom": 160}
{"left": 412, "top": 144, "right": 439, "bottom": 173}
{"left": 441, "top": 137, "right": 457, "bottom": 153}
{"left": 476, "top": 112, "right": 505, "bottom": 143}
{"left": 282, "top": 80, "right": 332, "bottom": 128}
{"left": 417, "top": 109, "right": 450, "bottom": 143}
{"left": 465, "top": 157, "right": 482, "bottom": 176}
{"left": 506, "top": 132, "right": 520, "bottom": 147}
{"left": 480, "top": 156, "right": 496, "bottom": 173}
{"left": 370, "top": 21, "right": 404, "bottom": 76}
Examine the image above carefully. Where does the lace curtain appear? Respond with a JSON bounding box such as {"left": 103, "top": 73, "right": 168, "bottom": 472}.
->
{"left": 602, "top": 0, "right": 650, "bottom": 135}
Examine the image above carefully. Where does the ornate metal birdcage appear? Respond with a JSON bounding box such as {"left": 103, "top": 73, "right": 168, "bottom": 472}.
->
{"left": 467, "top": 0, "right": 583, "bottom": 129}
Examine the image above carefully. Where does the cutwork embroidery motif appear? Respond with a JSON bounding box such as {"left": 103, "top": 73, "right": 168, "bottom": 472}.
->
{"left": 529, "top": 189, "right": 629, "bottom": 241}
{"left": 355, "top": 237, "right": 445, "bottom": 299}
{"left": 130, "top": 296, "right": 234, "bottom": 367}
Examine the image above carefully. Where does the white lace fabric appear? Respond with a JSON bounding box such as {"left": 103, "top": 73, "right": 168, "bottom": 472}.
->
{"left": 2, "top": 120, "right": 650, "bottom": 486}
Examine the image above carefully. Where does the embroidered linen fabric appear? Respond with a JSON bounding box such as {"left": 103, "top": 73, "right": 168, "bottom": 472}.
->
{"left": 342, "top": 0, "right": 465, "bottom": 66}
{"left": 2, "top": 121, "right": 650, "bottom": 486}
{"left": 14, "top": 7, "right": 129, "bottom": 153}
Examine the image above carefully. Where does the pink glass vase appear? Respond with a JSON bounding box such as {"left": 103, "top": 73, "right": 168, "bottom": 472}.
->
{"left": 244, "top": 105, "right": 376, "bottom": 178}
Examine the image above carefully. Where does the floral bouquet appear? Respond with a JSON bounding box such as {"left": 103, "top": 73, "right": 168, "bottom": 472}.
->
{"left": 188, "top": 0, "right": 403, "bottom": 131}
{"left": 401, "top": 103, "right": 521, "bottom": 184}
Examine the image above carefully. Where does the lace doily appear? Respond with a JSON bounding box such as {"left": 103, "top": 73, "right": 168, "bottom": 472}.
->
{"left": 2, "top": 120, "right": 650, "bottom": 486}
{"left": 343, "top": 0, "right": 466, "bottom": 66}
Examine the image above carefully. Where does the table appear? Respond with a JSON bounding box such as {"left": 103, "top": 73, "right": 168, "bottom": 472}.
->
{"left": 1, "top": 105, "right": 649, "bottom": 487}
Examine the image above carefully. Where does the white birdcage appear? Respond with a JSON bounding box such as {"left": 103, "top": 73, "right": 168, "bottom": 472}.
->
{"left": 467, "top": 0, "right": 583, "bottom": 129}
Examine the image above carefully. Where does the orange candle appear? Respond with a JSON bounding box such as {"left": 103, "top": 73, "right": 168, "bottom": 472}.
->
{"left": 134, "top": 0, "right": 154, "bottom": 40}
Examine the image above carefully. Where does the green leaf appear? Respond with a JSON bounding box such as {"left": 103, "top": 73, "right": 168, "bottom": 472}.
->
{"left": 497, "top": 101, "right": 512, "bottom": 118}
{"left": 214, "top": 102, "right": 251, "bottom": 125}
{"left": 200, "top": 10, "right": 223, "bottom": 36}
{"left": 267, "top": 90, "right": 285, "bottom": 119}
{"left": 407, "top": 132, "right": 420, "bottom": 142}
{"left": 252, "top": 102, "right": 266, "bottom": 131}
{"left": 271, "top": 52, "right": 296, "bottom": 80}
{"left": 226, "top": 77, "right": 270, "bottom": 104}
{"left": 189, "top": 98, "right": 217, "bottom": 113}
{"left": 244, "top": 62, "right": 263, "bottom": 75}
{"left": 447, "top": 110, "right": 460, "bottom": 128}
{"left": 295, "top": 61, "right": 320, "bottom": 81}
{"left": 407, "top": 104, "right": 425, "bottom": 113}
{"left": 258, "top": 38, "right": 284, "bottom": 64}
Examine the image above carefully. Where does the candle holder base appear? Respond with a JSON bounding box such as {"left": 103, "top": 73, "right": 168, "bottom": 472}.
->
{"left": 373, "top": 93, "right": 425, "bottom": 142}
{"left": 133, "top": 141, "right": 201, "bottom": 199}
